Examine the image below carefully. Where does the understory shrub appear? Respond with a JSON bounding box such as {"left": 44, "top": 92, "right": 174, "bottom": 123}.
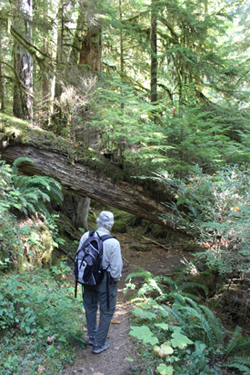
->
{"left": 0, "top": 157, "right": 64, "bottom": 269}
{"left": 0, "top": 266, "right": 84, "bottom": 374}
{"left": 125, "top": 270, "right": 250, "bottom": 375}
{"left": 157, "top": 165, "right": 250, "bottom": 276}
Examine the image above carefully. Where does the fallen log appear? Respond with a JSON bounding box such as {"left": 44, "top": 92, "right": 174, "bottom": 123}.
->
{"left": 0, "top": 113, "right": 189, "bottom": 234}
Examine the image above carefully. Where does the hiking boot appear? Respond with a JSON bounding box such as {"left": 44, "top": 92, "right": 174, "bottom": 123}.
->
{"left": 92, "top": 341, "right": 109, "bottom": 354}
{"left": 89, "top": 336, "right": 95, "bottom": 345}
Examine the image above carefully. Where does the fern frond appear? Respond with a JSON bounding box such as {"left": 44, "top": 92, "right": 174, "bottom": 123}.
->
{"left": 224, "top": 326, "right": 242, "bottom": 355}
{"left": 12, "top": 157, "right": 34, "bottom": 175}
{"left": 234, "top": 337, "right": 250, "bottom": 355}
{"left": 225, "top": 330, "right": 250, "bottom": 356}
{"left": 12, "top": 175, "right": 29, "bottom": 189}
{"left": 180, "top": 305, "right": 218, "bottom": 349}
{"left": 200, "top": 304, "right": 224, "bottom": 344}
{"left": 159, "top": 276, "right": 178, "bottom": 291}
{"left": 36, "top": 201, "right": 50, "bottom": 216}
{"left": 46, "top": 185, "right": 63, "bottom": 203}
{"left": 228, "top": 356, "right": 250, "bottom": 367}
{"left": 225, "top": 362, "right": 250, "bottom": 375}
{"left": 125, "top": 270, "right": 152, "bottom": 282}
{"left": 179, "top": 281, "right": 209, "bottom": 297}
{"left": 169, "top": 292, "right": 188, "bottom": 305}
{"left": 137, "top": 277, "right": 164, "bottom": 297}
{"left": 164, "top": 304, "right": 187, "bottom": 328}
{"left": 23, "top": 192, "right": 44, "bottom": 202}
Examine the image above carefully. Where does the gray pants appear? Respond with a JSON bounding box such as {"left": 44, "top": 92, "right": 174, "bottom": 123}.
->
{"left": 83, "top": 272, "right": 118, "bottom": 346}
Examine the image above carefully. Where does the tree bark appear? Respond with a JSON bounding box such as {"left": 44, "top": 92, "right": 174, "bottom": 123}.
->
{"left": 1, "top": 145, "right": 173, "bottom": 229}
{"left": 79, "top": 1, "right": 103, "bottom": 72}
{"left": 150, "top": 0, "right": 157, "bottom": 104}
{"left": 13, "top": 0, "right": 33, "bottom": 120}
{"left": 0, "top": 36, "right": 5, "bottom": 111}
{"left": 62, "top": 191, "right": 90, "bottom": 231}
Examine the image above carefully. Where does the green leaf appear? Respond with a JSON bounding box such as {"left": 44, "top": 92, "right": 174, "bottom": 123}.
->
{"left": 171, "top": 331, "right": 193, "bottom": 349}
{"left": 129, "top": 325, "right": 159, "bottom": 345}
{"left": 155, "top": 323, "right": 169, "bottom": 330}
{"left": 58, "top": 335, "right": 67, "bottom": 343}
{"left": 157, "top": 363, "right": 174, "bottom": 375}
{"left": 161, "top": 344, "right": 174, "bottom": 356}
{"left": 133, "top": 307, "right": 156, "bottom": 320}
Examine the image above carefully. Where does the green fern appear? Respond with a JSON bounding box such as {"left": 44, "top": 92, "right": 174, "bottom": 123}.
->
{"left": 176, "top": 296, "right": 225, "bottom": 348}
{"left": 181, "top": 305, "right": 220, "bottom": 350}
{"left": 160, "top": 275, "right": 208, "bottom": 302}
{"left": 167, "top": 295, "right": 224, "bottom": 351}
{"left": 200, "top": 304, "right": 225, "bottom": 344}
{"left": 182, "top": 296, "right": 203, "bottom": 313}
{"left": 234, "top": 337, "right": 250, "bottom": 355}
{"left": 169, "top": 291, "right": 189, "bottom": 306}
{"left": 228, "top": 356, "right": 250, "bottom": 366}
{"left": 126, "top": 267, "right": 250, "bottom": 374}
{"left": 179, "top": 281, "right": 209, "bottom": 297}
{"left": 224, "top": 327, "right": 250, "bottom": 356}
{"left": 163, "top": 303, "right": 187, "bottom": 329}
{"left": 158, "top": 275, "right": 178, "bottom": 290}
{"left": 224, "top": 326, "right": 242, "bottom": 355}
{"left": 12, "top": 157, "right": 34, "bottom": 175}
{"left": 225, "top": 362, "right": 250, "bottom": 375}
{"left": 7, "top": 157, "right": 63, "bottom": 216}
{"left": 125, "top": 269, "right": 153, "bottom": 282}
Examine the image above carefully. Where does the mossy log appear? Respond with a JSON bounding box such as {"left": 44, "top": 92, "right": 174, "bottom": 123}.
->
{"left": 0, "top": 113, "right": 185, "bottom": 232}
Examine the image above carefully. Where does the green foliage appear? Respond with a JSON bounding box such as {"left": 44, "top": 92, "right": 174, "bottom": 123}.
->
{"left": 130, "top": 325, "right": 159, "bottom": 345}
{"left": 0, "top": 157, "right": 64, "bottom": 269}
{"left": 88, "top": 77, "right": 250, "bottom": 179}
{"left": 5, "top": 157, "right": 63, "bottom": 216}
{"left": 158, "top": 165, "right": 250, "bottom": 275}
{"left": 126, "top": 270, "right": 250, "bottom": 374}
{"left": 0, "top": 266, "right": 84, "bottom": 374}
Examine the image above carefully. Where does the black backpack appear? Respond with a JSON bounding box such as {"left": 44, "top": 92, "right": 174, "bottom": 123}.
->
{"left": 74, "top": 230, "right": 112, "bottom": 297}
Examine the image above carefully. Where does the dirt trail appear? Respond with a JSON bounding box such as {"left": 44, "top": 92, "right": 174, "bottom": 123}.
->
{"left": 63, "top": 228, "right": 189, "bottom": 375}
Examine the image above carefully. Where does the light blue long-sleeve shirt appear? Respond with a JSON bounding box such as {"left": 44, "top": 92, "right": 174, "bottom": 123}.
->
{"left": 77, "top": 227, "right": 123, "bottom": 281}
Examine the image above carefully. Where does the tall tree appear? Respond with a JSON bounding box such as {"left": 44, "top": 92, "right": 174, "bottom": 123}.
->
{"left": 12, "top": 0, "right": 33, "bottom": 120}
{"left": 79, "top": 0, "right": 103, "bottom": 72}
{"left": 150, "top": 0, "right": 157, "bottom": 103}
{"left": 0, "top": 28, "right": 5, "bottom": 111}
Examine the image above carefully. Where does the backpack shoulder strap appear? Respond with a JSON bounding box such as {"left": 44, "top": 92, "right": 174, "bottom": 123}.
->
{"left": 100, "top": 234, "right": 113, "bottom": 242}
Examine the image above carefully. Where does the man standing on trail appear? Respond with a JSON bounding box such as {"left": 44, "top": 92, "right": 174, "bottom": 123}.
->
{"left": 77, "top": 211, "right": 123, "bottom": 354}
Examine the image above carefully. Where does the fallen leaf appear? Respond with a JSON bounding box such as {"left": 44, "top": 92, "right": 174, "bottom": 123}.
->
{"left": 46, "top": 335, "right": 55, "bottom": 344}
{"left": 38, "top": 365, "right": 46, "bottom": 373}
{"left": 111, "top": 319, "right": 121, "bottom": 324}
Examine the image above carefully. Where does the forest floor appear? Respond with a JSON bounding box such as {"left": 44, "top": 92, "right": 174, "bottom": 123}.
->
{"left": 63, "top": 225, "right": 192, "bottom": 375}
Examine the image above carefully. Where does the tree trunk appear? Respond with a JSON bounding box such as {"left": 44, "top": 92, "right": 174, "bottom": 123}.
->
{"left": 119, "top": 0, "right": 124, "bottom": 75}
{"left": 61, "top": 191, "right": 90, "bottom": 231}
{"left": 77, "top": 0, "right": 103, "bottom": 224}
{"left": 1, "top": 145, "right": 174, "bottom": 230}
{"left": 41, "top": 0, "right": 50, "bottom": 126}
{"left": 70, "top": 5, "right": 86, "bottom": 65}
{"left": 13, "top": 0, "right": 33, "bottom": 120}
{"left": 79, "top": 2, "right": 103, "bottom": 72}
{"left": 150, "top": 0, "right": 157, "bottom": 104}
{"left": 0, "top": 114, "right": 191, "bottom": 234}
{"left": 0, "top": 31, "right": 5, "bottom": 111}
{"left": 73, "top": 195, "right": 90, "bottom": 231}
